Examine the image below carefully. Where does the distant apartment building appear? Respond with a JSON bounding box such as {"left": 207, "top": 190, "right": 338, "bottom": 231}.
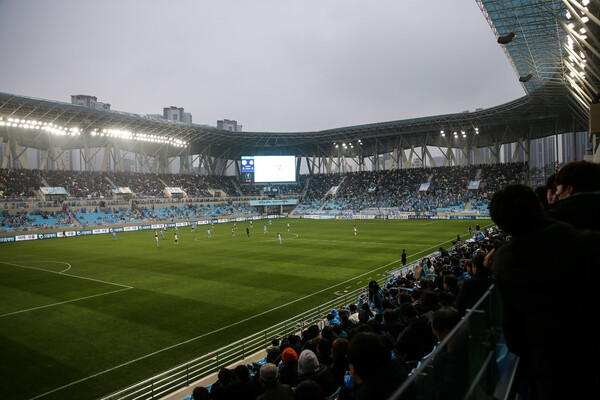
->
{"left": 163, "top": 106, "right": 192, "bottom": 123}
{"left": 71, "top": 94, "right": 111, "bottom": 110}
{"left": 217, "top": 119, "right": 243, "bottom": 132}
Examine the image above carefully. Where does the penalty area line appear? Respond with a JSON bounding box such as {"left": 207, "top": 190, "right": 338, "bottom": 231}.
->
{"left": 0, "top": 287, "right": 132, "bottom": 318}
{"left": 0, "top": 261, "right": 132, "bottom": 289}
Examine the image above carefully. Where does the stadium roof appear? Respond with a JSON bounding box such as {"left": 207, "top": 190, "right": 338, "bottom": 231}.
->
{"left": 1, "top": 0, "right": 598, "bottom": 161}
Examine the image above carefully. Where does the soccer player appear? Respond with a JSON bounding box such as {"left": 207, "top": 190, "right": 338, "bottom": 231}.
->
{"left": 112, "top": 231, "right": 117, "bottom": 241}
{"left": 354, "top": 225, "right": 357, "bottom": 236}
{"left": 250, "top": 220, "right": 253, "bottom": 228}
{"left": 246, "top": 227, "right": 250, "bottom": 237}
{"left": 155, "top": 231, "right": 159, "bottom": 247}
{"left": 175, "top": 226, "right": 179, "bottom": 233}
{"left": 287, "top": 222, "right": 290, "bottom": 232}
{"left": 174, "top": 233, "right": 178, "bottom": 245}
{"left": 231, "top": 226, "right": 235, "bottom": 237}
{"left": 234, "top": 221, "right": 237, "bottom": 230}
{"left": 207, "top": 228, "right": 211, "bottom": 238}
{"left": 264, "top": 224, "right": 267, "bottom": 234}
{"left": 468, "top": 224, "right": 472, "bottom": 234}
{"left": 277, "top": 232, "right": 282, "bottom": 245}
{"left": 160, "top": 229, "right": 165, "bottom": 239}
{"left": 269, "top": 219, "right": 272, "bottom": 226}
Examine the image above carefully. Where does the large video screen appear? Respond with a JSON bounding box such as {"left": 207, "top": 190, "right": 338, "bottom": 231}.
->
{"left": 241, "top": 155, "right": 296, "bottom": 183}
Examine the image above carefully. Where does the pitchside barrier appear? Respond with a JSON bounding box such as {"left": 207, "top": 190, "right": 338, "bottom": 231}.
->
{"left": 0, "top": 214, "right": 283, "bottom": 242}
{"left": 99, "top": 254, "right": 430, "bottom": 400}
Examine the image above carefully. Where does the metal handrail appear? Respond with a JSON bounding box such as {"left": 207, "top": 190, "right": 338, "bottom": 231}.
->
{"left": 387, "top": 284, "right": 502, "bottom": 400}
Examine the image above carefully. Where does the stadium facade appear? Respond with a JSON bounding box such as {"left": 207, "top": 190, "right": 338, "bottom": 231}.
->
{"left": 1, "top": 1, "right": 599, "bottom": 176}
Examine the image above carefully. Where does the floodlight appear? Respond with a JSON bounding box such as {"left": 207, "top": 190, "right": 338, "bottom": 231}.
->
{"left": 497, "top": 32, "right": 515, "bottom": 44}
{"left": 519, "top": 73, "right": 533, "bottom": 82}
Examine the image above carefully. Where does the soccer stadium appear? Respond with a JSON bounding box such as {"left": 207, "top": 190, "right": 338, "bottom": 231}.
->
{"left": 1, "top": 1, "right": 599, "bottom": 400}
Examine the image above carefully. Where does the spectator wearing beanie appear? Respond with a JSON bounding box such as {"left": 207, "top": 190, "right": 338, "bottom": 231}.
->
{"left": 278, "top": 347, "right": 299, "bottom": 387}
{"left": 296, "top": 350, "right": 335, "bottom": 397}
{"left": 257, "top": 363, "right": 294, "bottom": 400}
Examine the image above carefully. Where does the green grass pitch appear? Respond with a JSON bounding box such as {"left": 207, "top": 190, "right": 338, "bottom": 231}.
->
{"left": 0, "top": 218, "right": 490, "bottom": 400}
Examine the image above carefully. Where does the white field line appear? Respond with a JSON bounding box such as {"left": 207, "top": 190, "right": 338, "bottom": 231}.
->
{"left": 1, "top": 260, "right": 72, "bottom": 272}
{"left": 0, "top": 261, "right": 132, "bottom": 289}
{"left": 0, "top": 287, "right": 132, "bottom": 318}
{"left": 28, "top": 228, "right": 492, "bottom": 399}
{"left": 422, "top": 220, "right": 445, "bottom": 225}
{"left": 0, "top": 261, "right": 134, "bottom": 319}
{"left": 291, "top": 237, "right": 406, "bottom": 246}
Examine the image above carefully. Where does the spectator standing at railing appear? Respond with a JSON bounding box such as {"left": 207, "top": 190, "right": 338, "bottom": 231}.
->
{"left": 361, "top": 280, "right": 384, "bottom": 317}
{"left": 490, "top": 184, "right": 599, "bottom": 400}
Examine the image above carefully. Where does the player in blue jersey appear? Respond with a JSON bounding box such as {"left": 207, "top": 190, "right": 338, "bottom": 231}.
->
{"left": 155, "top": 231, "right": 159, "bottom": 247}
{"left": 264, "top": 224, "right": 268, "bottom": 234}
{"left": 207, "top": 228, "right": 211, "bottom": 238}
{"left": 112, "top": 231, "right": 117, "bottom": 240}
{"left": 277, "top": 232, "right": 282, "bottom": 245}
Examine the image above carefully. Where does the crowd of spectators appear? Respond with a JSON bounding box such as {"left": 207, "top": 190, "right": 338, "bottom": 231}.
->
{"left": 0, "top": 168, "right": 43, "bottom": 198}
{"left": 41, "top": 170, "right": 112, "bottom": 198}
{"left": 304, "top": 163, "right": 524, "bottom": 214}
{"left": 0, "top": 162, "right": 530, "bottom": 232}
{"left": 0, "top": 201, "right": 260, "bottom": 232}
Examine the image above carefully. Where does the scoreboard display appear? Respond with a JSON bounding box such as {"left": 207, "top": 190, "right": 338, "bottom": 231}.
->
{"left": 241, "top": 155, "right": 296, "bottom": 183}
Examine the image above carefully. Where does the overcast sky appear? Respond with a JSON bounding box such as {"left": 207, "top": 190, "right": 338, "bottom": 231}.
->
{"left": 0, "top": 0, "right": 524, "bottom": 133}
